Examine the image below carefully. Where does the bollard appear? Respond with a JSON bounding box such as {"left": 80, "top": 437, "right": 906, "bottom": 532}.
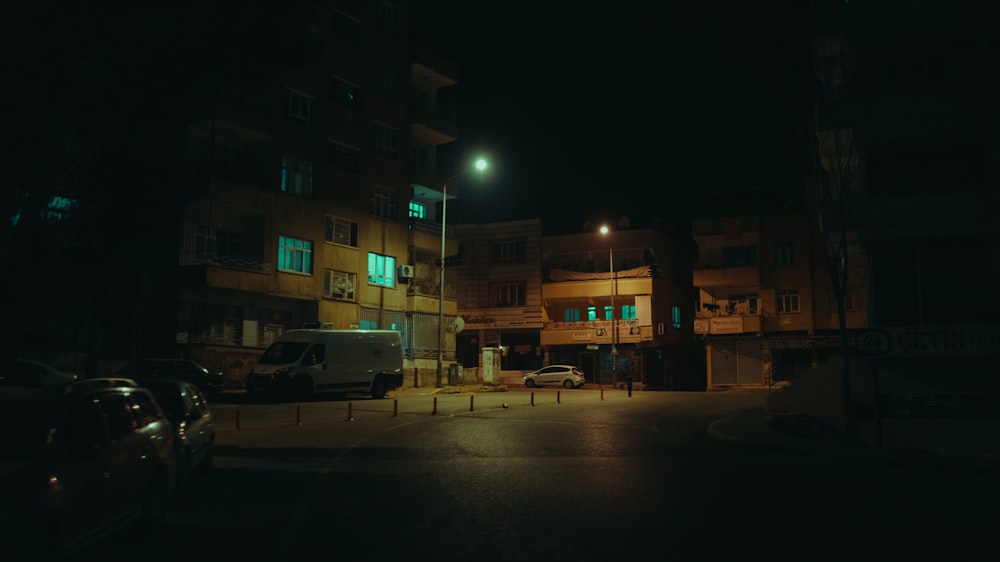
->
{"left": 470, "top": 395, "right": 474, "bottom": 412}
{"left": 392, "top": 399, "right": 398, "bottom": 417}
{"left": 295, "top": 404, "right": 302, "bottom": 425}
{"left": 432, "top": 396, "right": 438, "bottom": 415}
{"left": 627, "top": 377, "right": 633, "bottom": 397}
{"left": 557, "top": 390, "right": 561, "bottom": 404}
{"left": 531, "top": 392, "right": 535, "bottom": 406}
{"left": 600, "top": 388, "right": 604, "bottom": 400}
{"left": 235, "top": 407, "right": 240, "bottom": 431}
{"left": 346, "top": 401, "right": 354, "bottom": 422}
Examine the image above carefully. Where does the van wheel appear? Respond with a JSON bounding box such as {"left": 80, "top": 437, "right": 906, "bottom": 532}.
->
{"left": 291, "top": 375, "right": 313, "bottom": 401}
{"left": 370, "top": 378, "right": 387, "bottom": 399}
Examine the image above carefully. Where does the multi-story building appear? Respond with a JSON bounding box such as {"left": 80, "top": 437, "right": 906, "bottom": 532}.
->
{"left": 810, "top": 0, "right": 1000, "bottom": 454}
{"left": 692, "top": 211, "right": 869, "bottom": 389}
{"left": 539, "top": 224, "right": 698, "bottom": 389}
{"left": 452, "top": 219, "right": 545, "bottom": 378}
{"left": 172, "top": 0, "right": 464, "bottom": 388}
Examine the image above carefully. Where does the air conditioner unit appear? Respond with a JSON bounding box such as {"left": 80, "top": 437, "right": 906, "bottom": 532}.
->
{"left": 397, "top": 264, "right": 415, "bottom": 280}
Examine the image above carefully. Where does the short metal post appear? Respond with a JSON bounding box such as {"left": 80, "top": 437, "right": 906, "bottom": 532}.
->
{"left": 470, "top": 395, "right": 474, "bottom": 412}
{"left": 432, "top": 396, "right": 438, "bottom": 415}
{"left": 557, "top": 390, "right": 561, "bottom": 404}
{"left": 295, "top": 405, "right": 302, "bottom": 425}
{"left": 531, "top": 392, "right": 535, "bottom": 406}
{"left": 392, "top": 399, "right": 398, "bottom": 417}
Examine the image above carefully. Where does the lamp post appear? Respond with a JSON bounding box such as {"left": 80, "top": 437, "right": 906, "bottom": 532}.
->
{"left": 437, "top": 157, "right": 488, "bottom": 388}
{"left": 600, "top": 225, "right": 617, "bottom": 386}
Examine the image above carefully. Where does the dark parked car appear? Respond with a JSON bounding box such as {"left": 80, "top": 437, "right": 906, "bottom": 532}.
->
{"left": 0, "top": 359, "right": 78, "bottom": 388}
{"left": 116, "top": 358, "right": 225, "bottom": 397}
{"left": 62, "top": 377, "right": 139, "bottom": 396}
{"left": 135, "top": 378, "right": 216, "bottom": 496}
{"left": 0, "top": 385, "right": 177, "bottom": 559}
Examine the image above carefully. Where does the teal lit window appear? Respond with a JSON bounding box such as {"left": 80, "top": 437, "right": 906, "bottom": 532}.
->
{"left": 278, "top": 236, "right": 313, "bottom": 274}
{"left": 620, "top": 305, "right": 636, "bottom": 321}
{"left": 408, "top": 201, "right": 426, "bottom": 219}
{"left": 672, "top": 306, "right": 681, "bottom": 329}
{"left": 587, "top": 307, "right": 597, "bottom": 322}
{"left": 603, "top": 305, "right": 613, "bottom": 321}
{"left": 360, "top": 319, "right": 378, "bottom": 329}
{"left": 367, "top": 252, "right": 396, "bottom": 287}
{"left": 564, "top": 309, "right": 581, "bottom": 322}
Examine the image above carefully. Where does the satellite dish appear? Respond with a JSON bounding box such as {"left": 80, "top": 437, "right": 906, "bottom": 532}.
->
{"left": 451, "top": 317, "right": 465, "bottom": 333}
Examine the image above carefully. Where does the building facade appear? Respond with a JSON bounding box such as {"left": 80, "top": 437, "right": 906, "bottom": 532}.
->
{"left": 452, "top": 219, "right": 545, "bottom": 377}
{"left": 810, "top": 0, "right": 1000, "bottom": 454}
{"left": 172, "top": 0, "right": 463, "bottom": 388}
{"left": 693, "top": 212, "right": 869, "bottom": 389}
{"left": 539, "top": 226, "right": 699, "bottom": 389}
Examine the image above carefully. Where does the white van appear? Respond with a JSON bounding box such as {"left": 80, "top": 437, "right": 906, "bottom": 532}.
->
{"left": 246, "top": 329, "right": 403, "bottom": 400}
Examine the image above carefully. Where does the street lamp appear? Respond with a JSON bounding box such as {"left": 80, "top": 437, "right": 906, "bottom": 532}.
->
{"left": 437, "top": 157, "right": 489, "bottom": 388}
{"left": 600, "top": 225, "right": 617, "bottom": 386}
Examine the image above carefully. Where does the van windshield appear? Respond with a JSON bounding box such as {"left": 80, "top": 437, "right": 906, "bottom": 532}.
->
{"left": 258, "top": 342, "right": 310, "bottom": 365}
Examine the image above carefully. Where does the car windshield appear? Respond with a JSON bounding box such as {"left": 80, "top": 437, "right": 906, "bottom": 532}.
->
{"left": 258, "top": 342, "right": 309, "bottom": 365}
{"left": 0, "top": 399, "right": 59, "bottom": 461}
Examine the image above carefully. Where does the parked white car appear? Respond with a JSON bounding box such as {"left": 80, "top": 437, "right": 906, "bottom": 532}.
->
{"left": 522, "top": 365, "right": 586, "bottom": 389}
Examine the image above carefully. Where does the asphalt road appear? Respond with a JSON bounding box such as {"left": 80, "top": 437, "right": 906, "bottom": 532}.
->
{"left": 73, "top": 388, "right": 999, "bottom": 561}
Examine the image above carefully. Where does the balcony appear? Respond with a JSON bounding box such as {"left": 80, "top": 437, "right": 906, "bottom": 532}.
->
{"left": 540, "top": 320, "right": 649, "bottom": 347}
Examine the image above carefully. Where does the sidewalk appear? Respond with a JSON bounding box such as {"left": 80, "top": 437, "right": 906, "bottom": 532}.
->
{"left": 706, "top": 407, "right": 1000, "bottom": 473}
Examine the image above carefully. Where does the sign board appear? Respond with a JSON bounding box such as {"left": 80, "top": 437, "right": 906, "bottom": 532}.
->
{"left": 856, "top": 325, "right": 1000, "bottom": 358}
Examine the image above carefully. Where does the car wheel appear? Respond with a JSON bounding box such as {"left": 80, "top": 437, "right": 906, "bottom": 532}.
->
{"left": 563, "top": 380, "right": 575, "bottom": 389}
{"left": 370, "top": 378, "right": 387, "bottom": 399}
{"left": 524, "top": 379, "right": 536, "bottom": 388}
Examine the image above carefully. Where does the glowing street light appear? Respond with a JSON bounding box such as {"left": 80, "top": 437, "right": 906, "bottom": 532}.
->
{"left": 437, "top": 157, "right": 489, "bottom": 388}
{"left": 600, "top": 225, "right": 617, "bottom": 386}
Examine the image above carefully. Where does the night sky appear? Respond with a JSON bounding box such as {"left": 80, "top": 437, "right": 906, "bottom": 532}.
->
{"left": 411, "top": 1, "right": 814, "bottom": 234}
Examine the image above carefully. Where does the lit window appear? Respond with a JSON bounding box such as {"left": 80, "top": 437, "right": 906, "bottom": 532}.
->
{"left": 603, "top": 306, "right": 613, "bottom": 321}
{"left": 587, "top": 306, "right": 597, "bottom": 322}
{"left": 278, "top": 236, "right": 313, "bottom": 274}
{"left": 367, "top": 252, "right": 396, "bottom": 288}
{"left": 621, "top": 305, "right": 636, "bottom": 321}
{"left": 564, "top": 309, "right": 581, "bottom": 322}
{"left": 408, "top": 201, "right": 426, "bottom": 219}
{"left": 672, "top": 306, "right": 681, "bottom": 329}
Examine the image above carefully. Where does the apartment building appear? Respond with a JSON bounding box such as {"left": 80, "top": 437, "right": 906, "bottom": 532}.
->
{"left": 539, "top": 225, "right": 698, "bottom": 389}
{"left": 171, "top": 1, "right": 463, "bottom": 388}
{"left": 452, "top": 219, "right": 545, "bottom": 378}
{"left": 810, "top": 0, "right": 1000, "bottom": 453}
{"left": 693, "top": 211, "right": 868, "bottom": 389}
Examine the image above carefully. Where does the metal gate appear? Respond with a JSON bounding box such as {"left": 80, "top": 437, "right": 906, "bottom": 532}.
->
{"left": 710, "top": 337, "right": 763, "bottom": 386}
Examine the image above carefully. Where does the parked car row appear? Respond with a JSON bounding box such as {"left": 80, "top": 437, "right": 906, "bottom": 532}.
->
{"left": 0, "top": 360, "right": 216, "bottom": 560}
